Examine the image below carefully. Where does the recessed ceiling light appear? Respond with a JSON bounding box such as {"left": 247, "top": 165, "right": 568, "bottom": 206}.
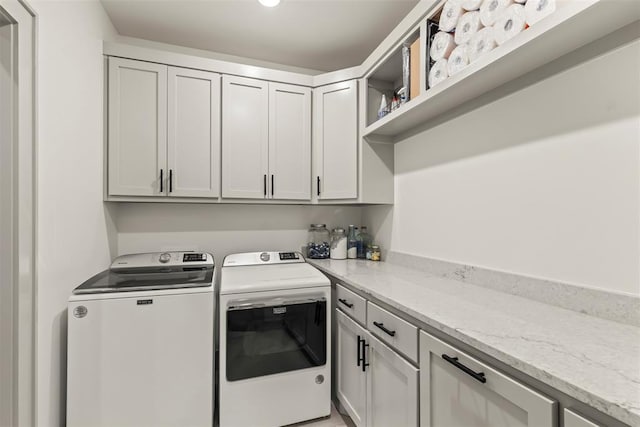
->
{"left": 258, "top": 0, "right": 280, "bottom": 7}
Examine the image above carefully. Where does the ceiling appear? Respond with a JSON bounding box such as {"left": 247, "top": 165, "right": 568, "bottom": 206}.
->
{"left": 100, "top": 0, "right": 419, "bottom": 73}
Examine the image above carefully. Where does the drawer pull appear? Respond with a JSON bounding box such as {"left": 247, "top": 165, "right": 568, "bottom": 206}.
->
{"left": 357, "top": 335, "right": 363, "bottom": 367}
{"left": 442, "top": 354, "right": 487, "bottom": 384}
{"left": 373, "top": 321, "right": 396, "bottom": 337}
{"left": 338, "top": 298, "right": 354, "bottom": 308}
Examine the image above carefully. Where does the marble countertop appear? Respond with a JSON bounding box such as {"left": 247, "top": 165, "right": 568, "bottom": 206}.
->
{"left": 308, "top": 258, "right": 640, "bottom": 426}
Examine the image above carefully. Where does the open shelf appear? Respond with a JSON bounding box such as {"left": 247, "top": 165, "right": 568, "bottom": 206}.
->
{"left": 363, "top": 0, "right": 640, "bottom": 140}
{"left": 365, "top": 29, "right": 421, "bottom": 127}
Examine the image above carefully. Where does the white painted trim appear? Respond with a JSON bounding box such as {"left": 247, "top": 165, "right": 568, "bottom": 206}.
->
{"left": 0, "top": 1, "right": 36, "bottom": 426}
{"left": 104, "top": 41, "right": 315, "bottom": 87}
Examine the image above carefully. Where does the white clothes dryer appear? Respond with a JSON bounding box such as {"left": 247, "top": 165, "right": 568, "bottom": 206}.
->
{"left": 219, "top": 251, "right": 331, "bottom": 427}
{"left": 66, "top": 252, "right": 215, "bottom": 427}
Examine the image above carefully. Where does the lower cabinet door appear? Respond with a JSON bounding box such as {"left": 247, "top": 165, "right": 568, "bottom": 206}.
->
{"left": 366, "top": 331, "right": 419, "bottom": 427}
{"left": 420, "top": 331, "right": 557, "bottom": 427}
{"left": 336, "top": 309, "right": 368, "bottom": 427}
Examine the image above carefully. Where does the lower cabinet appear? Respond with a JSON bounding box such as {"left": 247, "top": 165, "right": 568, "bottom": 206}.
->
{"left": 336, "top": 309, "right": 419, "bottom": 427}
{"left": 419, "top": 331, "right": 557, "bottom": 427}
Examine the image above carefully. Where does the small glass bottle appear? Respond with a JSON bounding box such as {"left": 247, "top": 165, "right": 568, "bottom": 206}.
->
{"left": 370, "top": 245, "right": 381, "bottom": 261}
{"left": 357, "top": 226, "right": 371, "bottom": 259}
{"left": 347, "top": 225, "right": 358, "bottom": 259}
{"left": 307, "top": 224, "right": 330, "bottom": 259}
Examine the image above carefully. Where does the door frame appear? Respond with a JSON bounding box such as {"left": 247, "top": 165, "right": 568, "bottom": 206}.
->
{"left": 0, "top": 0, "right": 36, "bottom": 426}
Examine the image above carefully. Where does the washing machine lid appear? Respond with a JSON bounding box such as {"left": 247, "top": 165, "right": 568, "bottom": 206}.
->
{"left": 220, "top": 252, "right": 328, "bottom": 295}
{"left": 73, "top": 252, "right": 214, "bottom": 294}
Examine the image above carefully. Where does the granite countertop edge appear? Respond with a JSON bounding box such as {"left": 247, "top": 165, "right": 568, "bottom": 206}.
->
{"left": 308, "top": 259, "right": 640, "bottom": 427}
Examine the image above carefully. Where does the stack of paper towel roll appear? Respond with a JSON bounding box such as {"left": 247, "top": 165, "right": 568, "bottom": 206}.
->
{"left": 429, "top": 0, "right": 557, "bottom": 89}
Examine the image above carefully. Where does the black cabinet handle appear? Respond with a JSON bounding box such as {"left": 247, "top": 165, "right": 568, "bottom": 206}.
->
{"left": 159, "top": 169, "right": 163, "bottom": 193}
{"left": 373, "top": 321, "right": 396, "bottom": 337}
{"left": 271, "top": 174, "right": 274, "bottom": 196}
{"left": 317, "top": 176, "right": 320, "bottom": 196}
{"left": 263, "top": 174, "right": 267, "bottom": 197}
{"left": 361, "top": 340, "right": 369, "bottom": 372}
{"left": 357, "top": 335, "right": 362, "bottom": 367}
{"left": 338, "top": 298, "right": 354, "bottom": 308}
{"left": 442, "top": 354, "right": 487, "bottom": 384}
{"left": 169, "top": 169, "right": 173, "bottom": 193}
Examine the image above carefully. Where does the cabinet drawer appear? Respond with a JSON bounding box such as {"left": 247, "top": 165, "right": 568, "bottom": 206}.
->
{"left": 367, "top": 302, "right": 418, "bottom": 363}
{"left": 336, "top": 284, "right": 366, "bottom": 326}
{"left": 564, "top": 409, "right": 601, "bottom": 427}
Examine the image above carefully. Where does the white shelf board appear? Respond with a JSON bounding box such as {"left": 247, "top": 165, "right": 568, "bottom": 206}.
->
{"left": 363, "top": 0, "right": 640, "bottom": 140}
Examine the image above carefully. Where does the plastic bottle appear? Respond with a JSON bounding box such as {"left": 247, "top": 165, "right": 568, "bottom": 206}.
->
{"left": 347, "top": 225, "right": 358, "bottom": 259}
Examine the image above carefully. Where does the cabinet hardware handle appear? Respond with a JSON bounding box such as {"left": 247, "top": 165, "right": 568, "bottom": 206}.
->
{"left": 263, "top": 174, "right": 267, "bottom": 197}
{"left": 317, "top": 176, "right": 320, "bottom": 196}
{"left": 373, "top": 321, "right": 396, "bottom": 337}
{"left": 159, "top": 169, "right": 163, "bottom": 193}
{"left": 442, "top": 354, "right": 487, "bottom": 383}
{"left": 338, "top": 298, "right": 354, "bottom": 308}
{"left": 169, "top": 169, "right": 173, "bottom": 193}
{"left": 361, "top": 340, "right": 369, "bottom": 372}
{"left": 271, "top": 174, "right": 274, "bottom": 197}
{"left": 357, "top": 335, "right": 362, "bottom": 367}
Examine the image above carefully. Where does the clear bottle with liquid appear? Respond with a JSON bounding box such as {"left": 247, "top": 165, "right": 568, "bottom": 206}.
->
{"left": 357, "top": 226, "right": 371, "bottom": 259}
{"left": 347, "top": 225, "right": 358, "bottom": 259}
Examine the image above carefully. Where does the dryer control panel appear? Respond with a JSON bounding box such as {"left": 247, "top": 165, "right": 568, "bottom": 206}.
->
{"left": 223, "top": 251, "right": 305, "bottom": 267}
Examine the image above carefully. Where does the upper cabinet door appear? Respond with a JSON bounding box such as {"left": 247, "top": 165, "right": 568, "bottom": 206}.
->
{"left": 313, "top": 80, "right": 358, "bottom": 200}
{"left": 366, "top": 331, "right": 419, "bottom": 427}
{"left": 268, "top": 83, "right": 311, "bottom": 200}
{"left": 108, "top": 58, "right": 167, "bottom": 196}
{"left": 222, "top": 75, "right": 269, "bottom": 199}
{"left": 420, "top": 331, "right": 556, "bottom": 427}
{"left": 167, "top": 67, "right": 221, "bottom": 198}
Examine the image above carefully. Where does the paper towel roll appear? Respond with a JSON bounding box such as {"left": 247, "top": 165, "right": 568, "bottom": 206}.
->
{"left": 447, "top": 44, "right": 469, "bottom": 76}
{"left": 428, "top": 59, "right": 449, "bottom": 88}
{"left": 525, "top": 0, "right": 556, "bottom": 25}
{"left": 430, "top": 32, "right": 456, "bottom": 61}
{"left": 480, "top": 0, "right": 514, "bottom": 26}
{"left": 468, "top": 27, "right": 497, "bottom": 62}
{"left": 439, "top": 0, "right": 464, "bottom": 32}
{"left": 461, "top": 0, "right": 483, "bottom": 11}
{"left": 493, "top": 4, "right": 527, "bottom": 45}
{"left": 454, "top": 11, "right": 483, "bottom": 45}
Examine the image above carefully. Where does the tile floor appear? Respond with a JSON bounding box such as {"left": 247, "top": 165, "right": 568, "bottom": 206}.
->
{"left": 288, "top": 403, "right": 355, "bottom": 427}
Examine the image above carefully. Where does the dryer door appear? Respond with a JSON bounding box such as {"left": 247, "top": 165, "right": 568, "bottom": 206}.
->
{"left": 226, "top": 296, "right": 327, "bottom": 381}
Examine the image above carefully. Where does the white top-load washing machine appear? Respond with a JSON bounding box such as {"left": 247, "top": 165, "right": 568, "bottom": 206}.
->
{"left": 219, "top": 251, "right": 331, "bottom": 427}
{"left": 67, "top": 252, "right": 215, "bottom": 427}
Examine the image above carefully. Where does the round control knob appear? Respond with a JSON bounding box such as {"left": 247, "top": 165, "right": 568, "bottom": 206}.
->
{"left": 259, "top": 252, "right": 270, "bottom": 262}
{"left": 159, "top": 252, "right": 171, "bottom": 263}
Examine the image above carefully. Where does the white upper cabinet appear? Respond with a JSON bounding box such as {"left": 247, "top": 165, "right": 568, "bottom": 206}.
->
{"left": 108, "top": 57, "right": 167, "bottom": 196}
{"left": 222, "top": 76, "right": 312, "bottom": 200}
{"left": 420, "top": 331, "right": 557, "bottom": 427}
{"left": 221, "top": 75, "right": 269, "bottom": 199}
{"left": 108, "top": 58, "right": 221, "bottom": 199}
{"left": 167, "top": 67, "right": 220, "bottom": 198}
{"left": 313, "top": 80, "right": 358, "bottom": 200}
{"left": 268, "top": 83, "right": 311, "bottom": 200}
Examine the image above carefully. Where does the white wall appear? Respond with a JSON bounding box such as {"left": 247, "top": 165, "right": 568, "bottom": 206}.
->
{"left": 116, "top": 203, "right": 362, "bottom": 263}
{"left": 34, "top": 1, "right": 118, "bottom": 426}
{"left": 367, "top": 31, "right": 640, "bottom": 296}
